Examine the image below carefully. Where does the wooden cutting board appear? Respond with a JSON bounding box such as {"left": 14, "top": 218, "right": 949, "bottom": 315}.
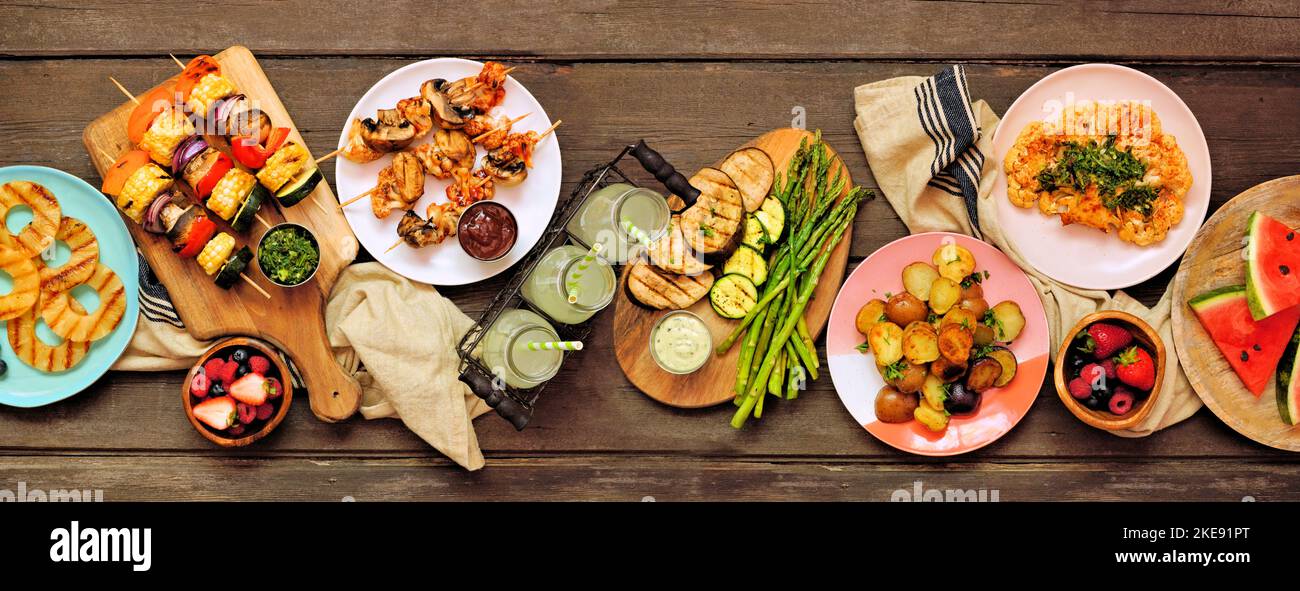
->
{"left": 614, "top": 128, "right": 852, "bottom": 407}
{"left": 82, "top": 46, "right": 362, "bottom": 422}
{"left": 1171, "top": 175, "right": 1300, "bottom": 451}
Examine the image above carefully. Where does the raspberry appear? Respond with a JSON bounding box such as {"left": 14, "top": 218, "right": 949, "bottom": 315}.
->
{"left": 202, "top": 358, "right": 224, "bottom": 378}
{"left": 1101, "top": 359, "right": 1117, "bottom": 379}
{"left": 1080, "top": 363, "right": 1106, "bottom": 387}
{"left": 218, "top": 360, "right": 240, "bottom": 386}
{"left": 248, "top": 356, "right": 271, "bottom": 376}
{"left": 1067, "top": 377, "right": 1092, "bottom": 400}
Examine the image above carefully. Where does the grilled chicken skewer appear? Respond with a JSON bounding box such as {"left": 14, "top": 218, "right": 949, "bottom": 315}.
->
{"left": 337, "top": 129, "right": 477, "bottom": 211}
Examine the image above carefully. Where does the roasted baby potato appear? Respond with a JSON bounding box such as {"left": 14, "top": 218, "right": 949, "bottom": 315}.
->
{"left": 985, "top": 346, "right": 1018, "bottom": 387}
{"left": 868, "top": 321, "right": 904, "bottom": 366}
{"left": 989, "top": 300, "right": 1026, "bottom": 342}
{"left": 958, "top": 297, "right": 989, "bottom": 318}
{"left": 965, "top": 357, "right": 1004, "bottom": 392}
{"left": 973, "top": 323, "right": 996, "bottom": 346}
{"left": 875, "top": 385, "right": 920, "bottom": 423}
{"left": 902, "top": 321, "right": 940, "bottom": 364}
{"left": 902, "top": 262, "right": 940, "bottom": 302}
{"left": 855, "top": 298, "right": 887, "bottom": 338}
{"left": 930, "top": 355, "right": 967, "bottom": 383}
{"left": 960, "top": 279, "right": 984, "bottom": 301}
{"left": 943, "top": 382, "right": 981, "bottom": 415}
{"left": 938, "top": 323, "right": 974, "bottom": 365}
{"left": 932, "top": 243, "right": 976, "bottom": 282}
{"left": 928, "top": 276, "right": 961, "bottom": 315}
{"left": 885, "top": 292, "right": 928, "bottom": 327}
{"left": 921, "top": 374, "right": 948, "bottom": 410}
{"left": 914, "top": 396, "right": 950, "bottom": 432}
{"left": 881, "top": 359, "right": 928, "bottom": 394}
{"left": 941, "top": 308, "right": 978, "bottom": 331}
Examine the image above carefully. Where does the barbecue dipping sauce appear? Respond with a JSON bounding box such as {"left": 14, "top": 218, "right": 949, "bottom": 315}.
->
{"left": 458, "top": 202, "right": 517, "bottom": 261}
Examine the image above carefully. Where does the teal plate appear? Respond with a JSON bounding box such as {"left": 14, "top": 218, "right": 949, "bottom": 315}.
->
{"left": 0, "top": 165, "right": 140, "bottom": 407}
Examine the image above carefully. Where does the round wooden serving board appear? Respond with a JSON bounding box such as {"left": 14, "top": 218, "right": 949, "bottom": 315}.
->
{"left": 1171, "top": 175, "right": 1300, "bottom": 451}
{"left": 81, "top": 46, "right": 362, "bottom": 422}
{"left": 614, "top": 128, "right": 851, "bottom": 408}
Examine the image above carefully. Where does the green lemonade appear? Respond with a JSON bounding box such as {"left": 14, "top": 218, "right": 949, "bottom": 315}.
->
{"left": 566, "top": 183, "right": 670, "bottom": 263}
{"left": 521, "top": 245, "right": 616, "bottom": 325}
{"left": 479, "top": 309, "right": 563, "bottom": 389}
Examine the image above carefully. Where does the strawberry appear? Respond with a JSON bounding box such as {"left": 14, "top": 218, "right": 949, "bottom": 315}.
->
{"left": 193, "top": 396, "right": 237, "bottom": 430}
{"left": 1115, "top": 346, "right": 1156, "bottom": 391}
{"left": 1085, "top": 323, "right": 1133, "bottom": 359}
{"left": 229, "top": 373, "right": 270, "bottom": 406}
{"left": 189, "top": 372, "right": 210, "bottom": 398}
{"left": 1067, "top": 377, "right": 1092, "bottom": 400}
{"left": 248, "top": 356, "right": 271, "bottom": 376}
{"left": 236, "top": 402, "right": 257, "bottom": 425}
{"left": 202, "top": 358, "right": 225, "bottom": 379}
{"left": 255, "top": 403, "right": 275, "bottom": 421}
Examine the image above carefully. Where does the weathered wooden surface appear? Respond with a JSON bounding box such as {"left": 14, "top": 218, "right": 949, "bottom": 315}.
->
{"left": 1, "top": 1, "right": 1299, "bottom": 500}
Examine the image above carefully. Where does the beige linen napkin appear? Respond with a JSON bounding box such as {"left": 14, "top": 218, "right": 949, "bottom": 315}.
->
{"left": 852, "top": 66, "right": 1199, "bottom": 435}
{"left": 114, "top": 258, "right": 490, "bottom": 468}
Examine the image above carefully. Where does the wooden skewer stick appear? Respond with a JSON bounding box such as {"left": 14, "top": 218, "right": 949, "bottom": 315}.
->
{"left": 385, "top": 237, "right": 405, "bottom": 253}
{"left": 256, "top": 214, "right": 273, "bottom": 231}
{"left": 170, "top": 54, "right": 185, "bottom": 69}
{"left": 501, "top": 67, "right": 518, "bottom": 76}
{"left": 471, "top": 113, "right": 531, "bottom": 142}
{"left": 240, "top": 274, "right": 272, "bottom": 299}
{"left": 537, "top": 119, "right": 563, "bottom": 140}
{"left": 109, "top": 77, "right": 141, "bottom": 105}
{"left": 314, "top": 147, "right": 343, "bottom": 164}
{"left": 338, "top": 188, "right": 375, "bottom": 209}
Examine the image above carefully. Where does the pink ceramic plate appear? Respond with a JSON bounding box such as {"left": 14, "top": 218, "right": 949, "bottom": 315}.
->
{"left": 827, "top": 233, "right": 1049, "bottom": 456}
{"left": 991, "top": 63, "right": 1211, "bottom": 290}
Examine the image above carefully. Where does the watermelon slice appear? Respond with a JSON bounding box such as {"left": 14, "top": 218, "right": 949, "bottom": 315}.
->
{"left": 1278, "top": 326, "right": 1300, "bottom": 425}
{"left": 1245, "top": 211, "right": 1300, "bottom": 320}
{"left": 1189, "top": 285, "right": 1300, "bottom": 395}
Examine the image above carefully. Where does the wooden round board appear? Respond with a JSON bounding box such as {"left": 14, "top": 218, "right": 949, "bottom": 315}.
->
{"left": 1171, "top": 175, "right": 1300, "bottom": 451}
{"left": 614, "top": 128, "right": 851, "bottom": 408}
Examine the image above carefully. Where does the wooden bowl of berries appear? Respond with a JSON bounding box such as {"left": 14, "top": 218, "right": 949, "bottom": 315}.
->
{"left": 1054, "top": 311, "right": 1166, "bottom": 431}
{"left": 183, "top": 337, "right": 292, "bottom": 447}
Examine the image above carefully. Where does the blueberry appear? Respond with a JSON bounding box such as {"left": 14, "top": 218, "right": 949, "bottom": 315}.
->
{"left": 0, "top": 358, "right": 7, "bottom": 377}
{"left": 210, "top": 383, "right": 226, "bottom": 397}
{"left": 1083, "top": 394, "right": 1105, "bottom": 411}
{"left": 231, "top": 349, "right": 248, "bottom": 363}
{"left": 235, "top": 364, "right": 250, "bottom": 379}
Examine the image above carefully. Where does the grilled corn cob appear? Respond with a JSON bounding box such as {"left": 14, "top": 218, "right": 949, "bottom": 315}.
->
{"left": 256, "top": 141, "right": 309, "bottom": 192}
{"left": 138, "top": 109, "right": 195, "bottom": 165}
{"left": 118, "top": 163, "right": 172, "bottom": 223}
{"left": 186, "top": 73, "right": 238, "bottom": 117}
{"left": 207, "top": 169, "right": 256, "bottom": 221}
{"left": 196, "top": 232, "right": 235, "bottom": 275}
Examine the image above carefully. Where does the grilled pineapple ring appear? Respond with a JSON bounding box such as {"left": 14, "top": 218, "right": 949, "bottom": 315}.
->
{"left": 38, "top": 217, "right": 99, "bottom": 294}
{"left": 0, "top": 243, "right": 39, "bottom": 320}
{"left": 39, "top": 262, "right": 126, "bottom": 343}
{"left": 8, "top": 291, "right": 90, "bottom": 373}
{"left": 0, "top": 181, "right": 61, "bottom": 257}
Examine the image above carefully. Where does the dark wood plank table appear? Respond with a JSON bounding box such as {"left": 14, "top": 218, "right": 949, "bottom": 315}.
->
{"left": 1, "top": 1, "right": 1299, "bottom": 500}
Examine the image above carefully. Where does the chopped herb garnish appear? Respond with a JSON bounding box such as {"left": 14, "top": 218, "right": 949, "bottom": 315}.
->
{"left": 883, "top": 359, "right": 907, "bottom": 381}
{"left": 855, "top": 342, "right": 871, "bottom": 354}
{"left": 1035, "top": 134, "right": 1160, "bottom": 217}
{"left": 258, "top": 226, "right": 319, "bottom": 286}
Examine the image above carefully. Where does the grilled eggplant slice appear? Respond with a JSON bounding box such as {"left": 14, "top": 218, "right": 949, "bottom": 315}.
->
{"left": 718, "top": 147, "right": 774, "bottom": 212}
{"left": 648, "top": 216, "right": 712, "bottom": 277}
{"left": 625, "top": 257, "right": 714, "bottom": 310}
{"left": 679, "top": 167, "right": 745, "bottom": 266}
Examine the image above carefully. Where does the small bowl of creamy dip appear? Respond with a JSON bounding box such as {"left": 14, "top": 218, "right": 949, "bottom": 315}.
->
{"left": 649, "top": 310, "right": 712, "bottom": 375}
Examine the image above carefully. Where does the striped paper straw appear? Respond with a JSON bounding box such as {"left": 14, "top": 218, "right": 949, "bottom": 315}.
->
{"left": 621, "top": 216, "right": 653, "bottom": 247}
{"left": 526, "top": 341, "right": 584, "bottom": 351}
{"left": 566, "top": 242, "right": 604, "bottom": 304}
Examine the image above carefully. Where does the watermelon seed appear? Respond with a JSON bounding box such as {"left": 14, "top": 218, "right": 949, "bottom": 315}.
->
{"left": 1254, "top": 344, "right": 1262, "bottom": 351}
{"left": 1241, "top": 351, "right": 1250, "bottom": 361}
{"left": 1288, "top": 232, "right": 1295, "bottom": 241}
{"left": 1282, "top": 265, "right": 1292, "bottom": 276}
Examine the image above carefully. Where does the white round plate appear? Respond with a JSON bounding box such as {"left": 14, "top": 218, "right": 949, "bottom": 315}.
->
{"left": 991, "top": 63, "right": 1211, "bottom": 290}
{"left": 335, "top": 58, "right": 561, "bottom": 285}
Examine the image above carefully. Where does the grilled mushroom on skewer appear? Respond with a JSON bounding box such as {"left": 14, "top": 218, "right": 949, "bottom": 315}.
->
{"left": 388, "top": 203, "right": 464, "bottom": 253}
{"left": 360, "top": 109, "right": 417, "bottom": 153}
{"left": 342, "top": 118, "right": 384, "bottom": 163}
{"left": 368, "top": 151, "right": 425, "bottom": 219}
{"left": 482, "top": 150, "right": 527, "bottom": 187}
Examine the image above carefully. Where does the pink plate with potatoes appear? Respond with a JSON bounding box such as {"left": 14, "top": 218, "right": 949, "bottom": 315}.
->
{"left": 826, "top": 232, "right": 1049, "bottom": 456}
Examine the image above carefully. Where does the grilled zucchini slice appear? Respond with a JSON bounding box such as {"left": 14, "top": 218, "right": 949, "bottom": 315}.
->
{"left": 275, "top": 167, "right": 323, "bottom": 207}
{"left": 214, "top": 246, "right": 253, "bottom": 289}
{"left": 741, "top": 214, "right": 768, "bottom": 251}
{"left": 709, "top": 273, "right": 759, "bottom": 319}
{"left": 230, "top": 185, "right": 267, "bottom": 233}
{"left": 722, "top": 244, "right": 768, "bottom": 287}
{"left": 755, "top": 196, "right": 785, "bottom": 244}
